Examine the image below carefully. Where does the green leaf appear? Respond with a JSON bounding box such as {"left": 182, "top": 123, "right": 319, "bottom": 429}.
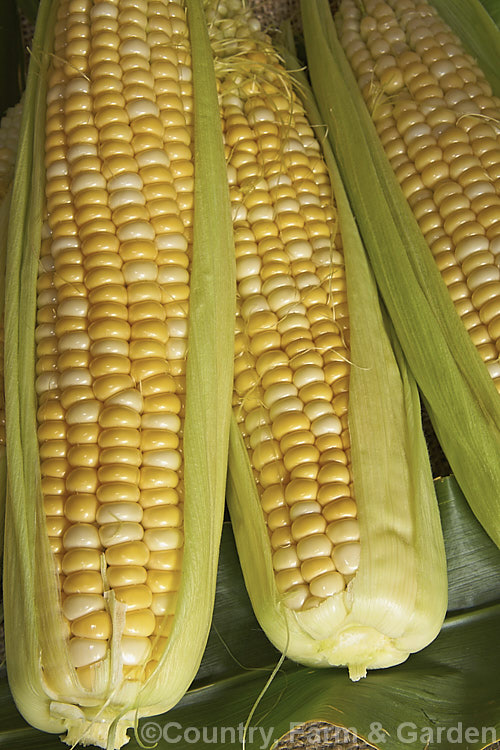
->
{"left": 1, "top": 478, "right": 500, "bottom": 750}
{"left": 437, "top": 477, "right": 500, "bottom": 612}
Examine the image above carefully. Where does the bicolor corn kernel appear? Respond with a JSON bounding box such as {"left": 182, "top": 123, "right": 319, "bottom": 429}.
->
{"left": 36, "top": 0, "right": 193, "bottom": 685}
{"left": 209, "top": 0, "right": 358, "bottom": 611}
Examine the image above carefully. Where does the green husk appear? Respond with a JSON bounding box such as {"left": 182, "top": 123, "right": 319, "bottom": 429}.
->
{"left": 3, "top": 0, "right": 235, "bottom": 747}
{"left": 301, "top": 0, "right": 500, "bottom": 549}
{"left": 0, "top": 194, "right": 9, "bottom": 568}
{"left": 226, "top": 27, "right": 447, "bottom": 679}
{"left": 477, "top": 0, "right": 500, "bottom": 27}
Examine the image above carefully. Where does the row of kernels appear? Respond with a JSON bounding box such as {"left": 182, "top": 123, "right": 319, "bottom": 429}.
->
{"left": 250, "top": 468, "right": 356, "bottom": 607}
{"left": 272, "top": 531, "right": 359, "bottom": 582}
{"left": 393, "top": 0, "right": 489, "bottom": 85}
{"left": 226, "top": 139, "right": 333, "bottom": 246}
{"left": 146, "top": 4, "right": 193, "bottom": 160}
{"left": 55, "top": 1, "right": 90, "bottom": 78}
{"left": 255, "top": 449, "right": 351, "bottom": 487}
{"left": 248, "top": 360, "right": 355, "bottom": 599}
{"left": 41, "top": 5, "right": 95, "bottom": 668}
{"left": 116, "top": 0, "right": 189, "bottom": 652}
{"left": 368, "top": 57, "right": 496, "bottom": 203}
{"left": 39, "top": 28, "right": 76, "bottom": 566}
{"left": 240, "top": 336, "right": 347, "bottom": 440}
{"left": 256, "top": 165, "right": 354, "bottom": 611}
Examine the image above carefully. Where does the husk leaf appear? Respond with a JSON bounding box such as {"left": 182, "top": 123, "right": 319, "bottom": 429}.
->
{"left": 0, "top": 185, "right": 11, "bottom": 563}
{"left": 477, "top": 0, "right": 500, "bottom": 27}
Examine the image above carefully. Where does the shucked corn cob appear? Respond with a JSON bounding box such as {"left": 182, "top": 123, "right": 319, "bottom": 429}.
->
{"left": 335, "top": 0, "right": 500, "bottom": 388}
{"left": 212, "top": 0, "right": 446, "bottom": 677}
{"left": 36, "top": 0, "right": 194, "bottom": 681}
{"left": 4, "top": 0, "right": 234, "bottom": 746}
{"left": 211, "top": 4, "right": 356, "bottom": 610}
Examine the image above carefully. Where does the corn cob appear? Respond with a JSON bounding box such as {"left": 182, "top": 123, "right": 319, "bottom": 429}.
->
{"left": 209, "top": 0, "right": 447, "bottom": 678}
{"left": 302, "top": 0, "right": 500, "bottom": 547}
{"left": 336, "top": 0, "right": 500, "bottom": 388}
{"left": 4, "top": 0, "right": 234, "bottom": 746}
{"left": 219, "top": 30, "right": 357, "bottom": 611}
{"left": 36, "top": 0, "right": 195, "bottom": 683}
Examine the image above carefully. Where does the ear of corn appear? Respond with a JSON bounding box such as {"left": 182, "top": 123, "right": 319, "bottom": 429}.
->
{"left": 3, "top": 0, "right": 234, "bottom": 747}
{"left": 209, "top": 0, "right": 447, "bottom": 680}
{"left": 301, "top": 0, "right": 500, "bottom": 549}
